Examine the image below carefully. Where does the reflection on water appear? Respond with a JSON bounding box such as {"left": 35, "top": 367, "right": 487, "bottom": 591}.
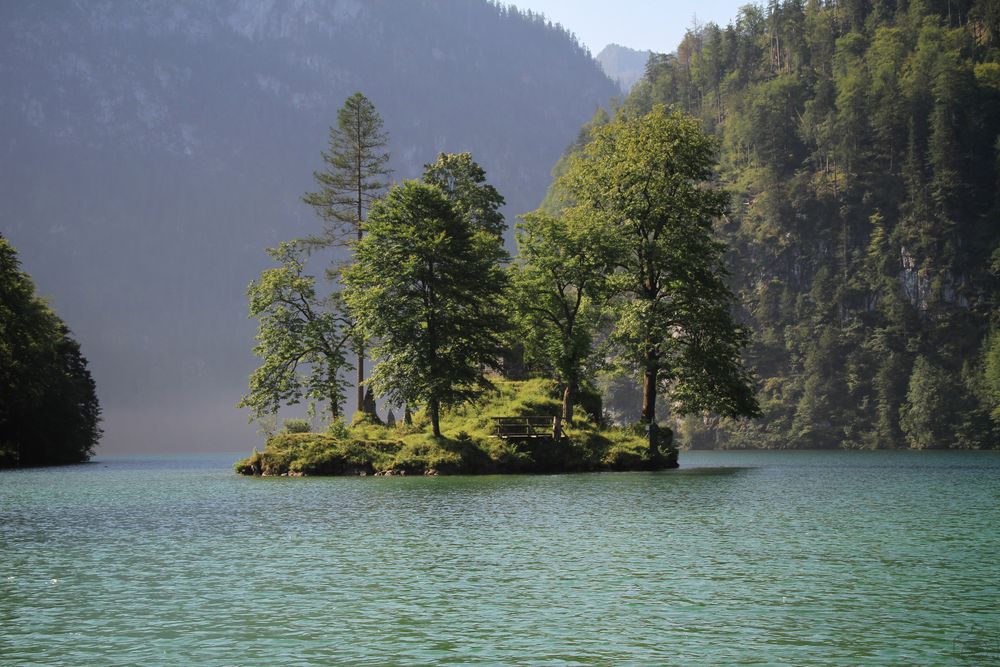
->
{"left": 1, "top": 450, "right": 998, "bottom": 665}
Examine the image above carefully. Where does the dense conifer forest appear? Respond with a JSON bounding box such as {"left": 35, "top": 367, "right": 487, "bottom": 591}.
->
{"left": 569, "top": 0, "right": 1000, "bottom": 448}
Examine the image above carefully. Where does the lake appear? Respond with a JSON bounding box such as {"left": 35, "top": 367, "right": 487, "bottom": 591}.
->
{"left": 2, "top": 450, "right": 999, "bottom": 665}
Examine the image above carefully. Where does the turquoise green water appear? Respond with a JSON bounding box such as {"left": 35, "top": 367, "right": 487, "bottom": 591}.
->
{"left": 2, "top": 450, "right": 999, "bottom": 665}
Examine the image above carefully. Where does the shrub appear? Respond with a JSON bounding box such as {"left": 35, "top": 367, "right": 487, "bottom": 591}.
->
{"left": 283, "top": 418, "right": 312, "bottom": 433}
{"left": 326, "top": 416, "right": 350, "bottom": 440}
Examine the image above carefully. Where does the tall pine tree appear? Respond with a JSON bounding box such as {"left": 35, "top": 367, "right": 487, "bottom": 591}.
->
{"left": 303, "top": 92, "right": 391, "bottom": 418}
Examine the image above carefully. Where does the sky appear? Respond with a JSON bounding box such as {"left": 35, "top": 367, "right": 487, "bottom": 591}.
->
{"left": 513, "top": 0, "right": 752, "bottom": 55}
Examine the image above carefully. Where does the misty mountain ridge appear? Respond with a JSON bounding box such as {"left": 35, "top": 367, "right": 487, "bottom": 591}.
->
{"left": 0, "top": 0, "right": 619, "bottom": 453}
{"left": 595, "top": 43, "right": 652, "bottom": 92}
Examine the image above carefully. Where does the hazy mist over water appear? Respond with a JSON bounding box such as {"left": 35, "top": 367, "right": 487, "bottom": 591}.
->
{"left": 0, "top": 0, "right": 618, "bottom": 454}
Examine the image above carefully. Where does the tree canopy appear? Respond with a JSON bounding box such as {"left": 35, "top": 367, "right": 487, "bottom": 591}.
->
{"left": 343, "top": 180, "right": 509, "bottom": 437}
{"left": 511, "top": 208, "right": 617, "bottom": 424}
{"left": 303, "top": 92, "right": 391, "bottom": 248}
{"left": 422, "top": 152, "right": 506, "bottom": 239}
{"left": 556, "top": 105, "right": 760, "bottom": 453}
{"left": 238, "top": 243, "right": 353, "bottom": 422}
{"left": 0, "top": 236, "right": 101, "bottom": 466}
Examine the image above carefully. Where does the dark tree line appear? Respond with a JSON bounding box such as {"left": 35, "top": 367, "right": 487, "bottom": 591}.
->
{"left": 0, "top": 236, "right": 101, "bottom": 466}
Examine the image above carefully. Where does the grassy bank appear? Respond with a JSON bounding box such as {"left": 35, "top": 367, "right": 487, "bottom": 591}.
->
{"left": 234, "top": 379, "right": 678, "bottom": 476}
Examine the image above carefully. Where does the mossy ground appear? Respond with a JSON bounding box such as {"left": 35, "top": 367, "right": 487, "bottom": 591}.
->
{"left": 235, "top": 379, "right": 678, "bottom": 476}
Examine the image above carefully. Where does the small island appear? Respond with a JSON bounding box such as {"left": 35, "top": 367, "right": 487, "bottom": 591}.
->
{"left": 235, "top": 378, "right": 677, "bottom": 476}
{"left": 236, "top": 97, "right": 759, "bottom": 476}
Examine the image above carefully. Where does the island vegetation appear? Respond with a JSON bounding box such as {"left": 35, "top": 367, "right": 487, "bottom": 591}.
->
{"left": 236, "top": 94, "right": 758, "bottom": 476}
{"left": 0, "top": 236, "right": 101, "bottom": 467}
{"left": 235, "top": 378, "right": 672, "bottom": 476}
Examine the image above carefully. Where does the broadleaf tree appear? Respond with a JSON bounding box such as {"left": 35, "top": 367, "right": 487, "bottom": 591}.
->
{"left": 302, "top": 92, "right": 391, "bottom": 417}
{"left": 511, "top": 208, "right": 618, "bottom": 425}
{"left": 343, "top": 180, "right": 509, "bottom": 438}
{"left": 238, "top": 242, "right": 353, "bottom": 422}
{"left": 558, "top": 105, "right": 760, "bottom": 455}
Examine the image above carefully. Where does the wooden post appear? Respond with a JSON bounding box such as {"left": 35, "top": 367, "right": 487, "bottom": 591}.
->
{"left": 552, "top": 415, "right": 561, "bottom": 441}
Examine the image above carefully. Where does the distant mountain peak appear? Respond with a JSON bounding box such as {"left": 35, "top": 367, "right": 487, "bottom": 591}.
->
{"left": 595, "top": 43, "right": 652, "bottom": 92}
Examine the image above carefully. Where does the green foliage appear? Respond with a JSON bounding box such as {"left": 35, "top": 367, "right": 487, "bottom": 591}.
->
{"left": 422, "top": 152, "right": 506, "bottom": 238}
{"left": 238, "top": 242, "right": 352, "bottom": 421}
{"left": 301, "top": 92, "right": 392, "bottom": 420}
{"left": 326, "top": 416, "right": 351, "bottom": 440}
{"left": 282, "top": 418, "right": 312, "bottom": 434}
{"left": 981, "top": 331, "right": 1000, "bottom": 424}
{"left": 302, "top": 92, "right": 391, "bottom": 247}
{"left": 539, "top": 106, "right": 613, "bottom": 213}
{"left": 343, "top": 177, "right": 510, "bottom": 437}
{"left": 599, "top": 1, "right": 1000, "bottom": 449}
{"left": 0, "top": 236, "right": 101, "bottom": 466}
{"left": 556, "top": 105, "right": 760, "bottom": 438}
{"left": 899, "top": 355, "right": 953, "bottom": 448}
{"left": 233, "top": 433, "right": 399, "bottom": 476}
{"left": 511, "top": 207, "right": 617, "bottom": 422}
{"left": 234, "top": 379, "right": 672, "bottom": 476}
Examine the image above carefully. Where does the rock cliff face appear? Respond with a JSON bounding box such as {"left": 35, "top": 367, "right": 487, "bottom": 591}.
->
{"left": 0, "top": 0, "right": 618, "bottom": 452}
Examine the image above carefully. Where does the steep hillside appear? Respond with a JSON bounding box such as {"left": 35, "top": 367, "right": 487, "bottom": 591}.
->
{"left": 571, "top": 1, "right": 1000, "bottom": 448}
{"left": 0, "top": 0, "right": 618, "bottom": 452}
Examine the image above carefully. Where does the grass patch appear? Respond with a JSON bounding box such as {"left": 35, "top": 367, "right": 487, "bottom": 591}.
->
{"left": 235, "top": 379, "right": 677, "bottom": 476}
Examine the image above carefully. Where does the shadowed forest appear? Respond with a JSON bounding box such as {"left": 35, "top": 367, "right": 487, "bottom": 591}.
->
{"left": 570, "top": 0, "right": 1000, "bottom": 449}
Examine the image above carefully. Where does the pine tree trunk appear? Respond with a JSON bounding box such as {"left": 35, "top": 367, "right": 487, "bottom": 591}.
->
{"left": 356, "top": 195, "right": 365, "bottom": 418}
{"left": 356, "top": 341, "right": 365, "bottom": 417}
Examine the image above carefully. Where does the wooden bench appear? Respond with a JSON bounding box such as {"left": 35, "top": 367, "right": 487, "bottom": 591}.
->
{"left": 491, "top": 416, "right": 560, "bottom": 441}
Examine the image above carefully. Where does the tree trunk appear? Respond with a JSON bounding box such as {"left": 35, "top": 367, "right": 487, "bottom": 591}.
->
{"left": 356, "top": 342, "right": 365, "bottom": 417}
{"left": 404, "top": 405, "right": 413, "bottom": 426}
{"left": 641, "top": 362, "right": 657, "bottom": 424}
{"left": 330, "top": 392, "right": 340, "bottom": 419}
{"left": 430, "top": 397, "right": 441, "bottom": 438}
{"left": 356, "top": 221, "right": 365, "bottom": 417}
{"left": 647, "top": 421, "right": 659, "bottom": 459}
{"left": 641, "top": 355, "right": 659, "bottom": 457}
{"left": 561, "top": 383, "right": 575, "bottom": 425}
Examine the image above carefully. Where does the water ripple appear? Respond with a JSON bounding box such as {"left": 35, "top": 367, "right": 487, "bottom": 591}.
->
{"left": 1, "top": 450, "right": 999, "bottom": 665}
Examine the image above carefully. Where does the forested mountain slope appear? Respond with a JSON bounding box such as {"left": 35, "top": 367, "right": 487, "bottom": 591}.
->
{"left": 594, "top": 1, "right": 1000, "bottom": 448}
{"left": 0, "top": 0, "right": 618, "bottom": 452}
